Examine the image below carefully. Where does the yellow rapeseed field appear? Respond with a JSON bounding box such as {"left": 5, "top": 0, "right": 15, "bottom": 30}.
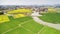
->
{"left": 48, "top": 7, "right": 57, "bottom": 13}
{"left": 13, "top": 14, "right": 26, "bottom": 18}
{"left": 0, "top": 15, "right": 9, "bottom": 23}
{"left": 7, "top": 8, "right": 32, "bottom": 14}
{"left": 7, "top": 8, "right": 32, "bottom": 18}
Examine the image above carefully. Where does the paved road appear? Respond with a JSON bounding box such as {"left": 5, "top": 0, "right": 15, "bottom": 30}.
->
{"left": 32, "top": 17, "right": 60, "bottom": 30}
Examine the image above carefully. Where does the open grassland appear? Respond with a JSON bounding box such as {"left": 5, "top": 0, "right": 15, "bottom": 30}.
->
{"left": 0, "top": 16, "right": 60, "bottom": 34}
{"left": 39, "top": 13, "right": 60, "bottom": 24}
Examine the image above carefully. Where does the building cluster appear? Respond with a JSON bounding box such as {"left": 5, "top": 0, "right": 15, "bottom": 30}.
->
{"left": 0, "top": 5, "right": 48, "bottom": 15}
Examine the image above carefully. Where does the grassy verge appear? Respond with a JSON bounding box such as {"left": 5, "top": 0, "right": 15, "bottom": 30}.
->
{"left": 39, "top": 13, "right": 60, "bottom": 24}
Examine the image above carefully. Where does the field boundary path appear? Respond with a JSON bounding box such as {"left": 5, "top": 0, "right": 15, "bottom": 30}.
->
{"left": 32, "top": 16, "right": 60, "bottom": 30}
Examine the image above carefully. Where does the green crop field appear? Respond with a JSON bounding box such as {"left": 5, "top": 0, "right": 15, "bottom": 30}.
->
{"left": 0, "top": 16, "right": 60, "bottom": 34}
{"left": 39, "top": 13, "right": 60, "bottom": 24}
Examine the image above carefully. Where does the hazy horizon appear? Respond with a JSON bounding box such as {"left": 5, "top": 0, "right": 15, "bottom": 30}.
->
{"left": 0, "top": 0, "right": 60, "bottom": 5}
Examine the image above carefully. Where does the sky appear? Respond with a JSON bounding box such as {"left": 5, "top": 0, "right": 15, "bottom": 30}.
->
{"left": 0, "top": 0, "right": 60, "bottom": 5}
